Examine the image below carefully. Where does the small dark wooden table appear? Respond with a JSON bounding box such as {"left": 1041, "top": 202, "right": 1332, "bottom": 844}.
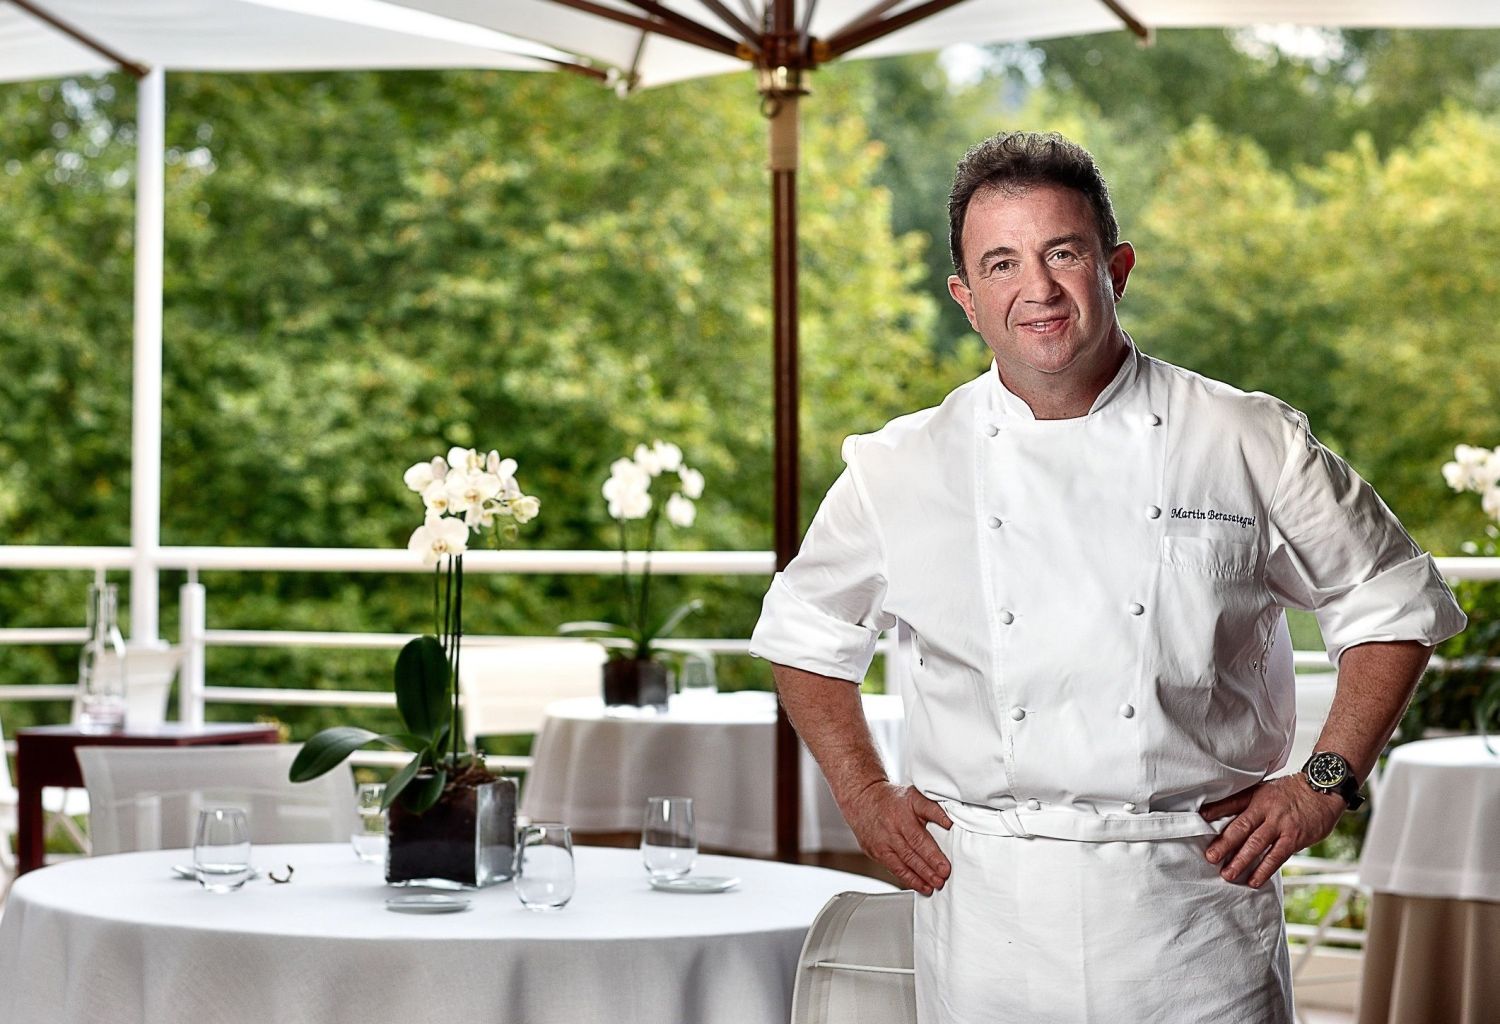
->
{"left": 14, "top": 723, "right": 280, "bottom": 875}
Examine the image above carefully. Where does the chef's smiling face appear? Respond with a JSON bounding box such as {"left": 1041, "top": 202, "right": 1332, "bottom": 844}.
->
{"left": 948, "top": 183, "right": 1135, "bottom": 401}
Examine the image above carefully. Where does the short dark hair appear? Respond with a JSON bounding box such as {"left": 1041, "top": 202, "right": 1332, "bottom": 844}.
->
{"left": 948, "top": 131, "right": 1119, "bottom": 282}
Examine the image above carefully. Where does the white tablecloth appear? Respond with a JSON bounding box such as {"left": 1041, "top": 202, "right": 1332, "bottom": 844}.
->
{"left": 1359, "top": 735, "right": 1500, "bottom": 903}
{"left": 0, "top": 843, "right": 893, "bottom": 1024}
{"left": 521, "top": 691, "right": 906, "bottom": 856}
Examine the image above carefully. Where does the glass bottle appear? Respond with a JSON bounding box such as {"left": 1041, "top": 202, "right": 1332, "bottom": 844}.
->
{"left": 77, "top": 582, "right": 127, "bottom": 733}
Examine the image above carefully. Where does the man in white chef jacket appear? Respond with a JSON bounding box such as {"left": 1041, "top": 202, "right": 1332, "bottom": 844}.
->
{"left": 748, "top": 131, "right": 1466, "bottom": 1023}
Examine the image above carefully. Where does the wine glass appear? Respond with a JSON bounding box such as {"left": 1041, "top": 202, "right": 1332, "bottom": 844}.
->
{"left": 351, "top": 783, "right": 387, "bottom": 863}
{"left": 642, "top": 796, "right": 696, "bottom": 880}
{"left": 194, "top": 807, "right": 252, "bottom": 892}
{"left": 515, "top": 823, "right": 575, "bottom": 911}
{"left": 677, "top": 653, "right": 718, "bottom": 698}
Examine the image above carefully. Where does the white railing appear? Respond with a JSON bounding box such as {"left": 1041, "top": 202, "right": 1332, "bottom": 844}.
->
{"left": 0, "top": 546, "right": 1494, "bottom": 725}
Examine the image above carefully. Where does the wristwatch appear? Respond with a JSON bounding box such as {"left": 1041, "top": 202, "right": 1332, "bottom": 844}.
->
{"left": 1301, "top": 751, "right": 1365, "bottom": 811}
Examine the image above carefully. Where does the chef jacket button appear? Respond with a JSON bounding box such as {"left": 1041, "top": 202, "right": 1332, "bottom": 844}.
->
{"left": 987, "top": 515, "right": 1003, "bottom": 529}
{"left": 1123, "top": 802, "right": 1137, "bottom": 812}
{"left": 1128, "top": 602, "right": 1145, "bottom": 616}
{"left": 1026, "top": 799, "right": 1041, "bottom": 812}
{"left": 985, "top": 423, "right": 1000, "bottom": 437}
{"left": 1010, "top": 706, "right": 1026, "bottom": 721}
{"left": 1119, "top": 703, "right": 1136, "bottom": 718}
{"left": 999, "top": 610, "right": 1015, "bottom": 625}
{"left": 1145, "top": 412, "right": 1161, "bottom": 426}
{"left": 1146, "top": 505, "right": 1162, "bottom": 519}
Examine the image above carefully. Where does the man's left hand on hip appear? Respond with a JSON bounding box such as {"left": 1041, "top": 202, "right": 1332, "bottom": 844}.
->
{"left": 1199, "top": 776, "right": 1346, "bottom": 888}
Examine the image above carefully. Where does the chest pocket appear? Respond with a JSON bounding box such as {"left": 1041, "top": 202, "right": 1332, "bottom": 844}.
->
{"left": 1160, "top": 535, "right": 1258, "bottom": 579}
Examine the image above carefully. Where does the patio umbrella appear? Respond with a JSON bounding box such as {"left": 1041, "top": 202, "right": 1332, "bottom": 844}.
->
{"left": 0, "top": 0, "right": 585, "bottom": 645}
{"left": 383, "top": 0, "right": 1500, "bottom": 859}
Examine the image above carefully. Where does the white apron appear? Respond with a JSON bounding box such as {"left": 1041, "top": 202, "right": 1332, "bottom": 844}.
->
{"left": 915, "top": 806, "right": 1293, "bottom": 1024}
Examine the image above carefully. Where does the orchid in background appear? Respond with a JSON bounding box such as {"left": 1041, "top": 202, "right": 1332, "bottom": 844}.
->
{"left": 1436, "top": 443, "right": 1500, "bottom": 754}
{"left": 1443, "top": 444, "right": 1500, "bottom": 524}
{"left": 561, "top": 440, "right": 705, "bottom": 660}
{"left": 290, "top": 447, "right": 540, "bottom": 811}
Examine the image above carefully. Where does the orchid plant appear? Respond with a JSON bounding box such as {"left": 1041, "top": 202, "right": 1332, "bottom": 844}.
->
{"left": 291, "top": 447, "right": 540, "bottom": 811}
{"left": 560, "top": 440, "right": 705, "bottom": 661}
{"left": 1419, "top": 443, "right": 1500, "bottom": 751}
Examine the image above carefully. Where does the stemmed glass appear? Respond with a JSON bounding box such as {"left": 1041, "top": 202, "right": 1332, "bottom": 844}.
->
{"left": 351, "top": 783, "right": 387, "bottom": 863}
{"left": 642, "top": 796, "right": 696, "bottom": 881}
{"left": 515, "top": 823, "right": 575, "bottom": 911}
{"left": 194, "top": 807, "right": 252, "bottom": 892}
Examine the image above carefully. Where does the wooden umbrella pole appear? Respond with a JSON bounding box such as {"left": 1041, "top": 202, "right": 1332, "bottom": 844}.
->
{"left": 765, "top": 0, "right": 805, "bottom": 863}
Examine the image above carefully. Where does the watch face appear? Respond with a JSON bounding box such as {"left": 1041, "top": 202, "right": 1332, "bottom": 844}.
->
{"left": 1307, "top": 752, "right": 1350, "bottom": 789}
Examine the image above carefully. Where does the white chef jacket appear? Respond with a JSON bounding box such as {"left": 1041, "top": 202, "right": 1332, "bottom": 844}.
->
{"left": 750, "top": 344, "right": 1466, "bottom": 842}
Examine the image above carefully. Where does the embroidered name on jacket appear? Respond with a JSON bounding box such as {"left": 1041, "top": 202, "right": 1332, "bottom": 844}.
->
{"left": 1170, "top": 507, "right": 1257, "bottom": 529}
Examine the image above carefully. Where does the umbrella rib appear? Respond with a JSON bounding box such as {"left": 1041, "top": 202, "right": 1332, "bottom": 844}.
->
{"left": 616, "top": 0, "right": 748, "bottom": 54}
{"left": 7, "top": 0, "right": 148, "bottom": 78}
{"left": 693, "top": 0, "right": 762, "bottom": 50}
{"left": 539, "top": 56, "right": 612, "bottom": 81}
{"left": 797, "top": 0, "right": 818, "bottom": 52}
{"left": 823, "top": 0, "right": 971, "bottom": 58}
{"left": 825, "top": 0, "right": 906, "bottom": 43}
{"left": 545, "top": 0, "right": 741, "bottom": 56}
{"left": 1096, "top": 0, "right": 1151, "bottom": 41}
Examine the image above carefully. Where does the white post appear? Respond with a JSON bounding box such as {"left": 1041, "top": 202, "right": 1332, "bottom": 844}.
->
{"left": 179, "top": 576, "right": 206, "bottom": 727}
{"left": 129, "top": 66, "right": 165, "bottom": 646}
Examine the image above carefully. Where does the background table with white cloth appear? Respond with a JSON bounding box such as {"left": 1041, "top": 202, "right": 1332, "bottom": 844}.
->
{"left": 1356, "top": 735, "right": 1500, "bottom": 1024}
{"left": 521, "top": 691, "right": 905, "bottom": 856}
{"left": 0, "top": 843, "right": 893, "bottom": 1024}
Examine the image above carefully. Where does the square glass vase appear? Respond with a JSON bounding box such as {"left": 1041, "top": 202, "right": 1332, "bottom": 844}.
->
{"left": 385, "top": 775, "right": 517, "bottom": 888}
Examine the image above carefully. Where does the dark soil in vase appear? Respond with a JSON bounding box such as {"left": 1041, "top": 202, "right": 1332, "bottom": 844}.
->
{"left": 604, "top": 657, "right": 670, "bottom": 708}
{"left": 386, "top": 762, "right": 515, "bottom": 888}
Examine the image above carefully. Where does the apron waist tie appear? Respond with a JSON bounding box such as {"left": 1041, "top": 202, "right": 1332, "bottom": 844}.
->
{"left": 939, "top": 799, "right": 1221, "bottom": 842}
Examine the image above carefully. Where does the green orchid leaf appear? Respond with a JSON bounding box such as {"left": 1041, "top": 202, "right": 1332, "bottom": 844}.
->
{"left": 645, "top": 598, "right": 703, "bottom": 643}
{"left": 289, "top": 727, "right": 410, "bottom": 782}
{"left": 394, "top": 635, "right": 450, "bottom": 740}
{"left": 382, "top": 754, "right": 424, "bottom": 811}
{"left": 400, "top": 767, "right": 449, "bottom": 814}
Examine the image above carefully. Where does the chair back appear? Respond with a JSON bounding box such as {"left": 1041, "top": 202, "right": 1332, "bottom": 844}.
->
{"left": 457, "top": 640, "right": 606, "bottom": 750}
{"left": 790, "top": 890, "right": 917, "bottom": 1024}
{"left": 0, "top": 714, "right": 16, "bottom": 873}
{"left": 78, "top": 744, "right": 355, "bottom": 855}
{"left": 70, "top": 646, "right": 183, "bottom": 728}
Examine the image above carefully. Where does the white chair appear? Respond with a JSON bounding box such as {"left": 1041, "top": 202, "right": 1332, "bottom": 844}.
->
{"left": 0, "top": 712, "right": 92, "bottom": 875}
{"left": 456, "top": 640, "right": 606, "bottom": 770}
{"left": 790, "top": 890, "right": 917, "bottom": 1024}
{"left": 78, "top": 744, "right": 355, "bottom": 855}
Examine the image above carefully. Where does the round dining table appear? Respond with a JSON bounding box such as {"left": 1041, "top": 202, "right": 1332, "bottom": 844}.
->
{"left": 0, "top": 842, "right": 894, "bottom": 1024}
{"left": 520, "top": 690, "right": 906, "bottom": 856}
{"left": 1356, "top": 735, "right": 1500, "bottom": 1024}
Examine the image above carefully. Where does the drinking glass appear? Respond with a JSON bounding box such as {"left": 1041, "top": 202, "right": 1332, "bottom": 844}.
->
{"left": 194, "top": 807, "right": 252, "bottom": 892}
{"left": 515, "top": 823, "right": 575, "bottom": 911}
{"left": 677, "top": 654, "right": 718, "bottom": 698}
{"left": 351, "top": 782, "right": 387, "bottom": 863}
{"left": 642, "top": 796, "right": 696, "bottom": 880}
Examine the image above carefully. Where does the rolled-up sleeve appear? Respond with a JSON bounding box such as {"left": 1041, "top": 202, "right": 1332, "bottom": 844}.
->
{"left": 1265, "top": 415, "right": 1466, "bottom": 665}
{"left": 749, "top": 441, "right": 895, "bottom": 683}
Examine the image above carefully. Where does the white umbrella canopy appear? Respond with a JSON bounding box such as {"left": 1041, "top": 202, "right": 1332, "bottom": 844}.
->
{"left": 0, "top": 0, "right": 575, "bottom": 82}
{"left": 385, "top": 0, "right": 1500, "bottom": 88}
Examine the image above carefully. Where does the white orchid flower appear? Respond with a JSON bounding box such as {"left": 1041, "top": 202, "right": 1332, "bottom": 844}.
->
{"left": 421, "top": 479, "right": 453, "bottom": 515}
{"left": 447, "top": 470, "right": 501, "bottom": 514}
{"left": 429, "top": 456, "right": 448, "bottom": 482}
{"left": 633, "top": 443, "right": 663, "bottom": 477}
{"left": 512, "top": 494, "right": 541, "bottom": 524}
{"left": 408, "top": 516, "right": 469, "bottom": 567}
{"left": 1442, "top": 461, "right": 1469, "bottom": 492}
{"left": 604, "top": 473, "right": 652, "bottom": 520}
{"left": 678, "top": 466, "right": 705, "bottom": 499}
{"left": 403, "top": 461, "right": 434, "bottom": 493}
{"left": 666, "top": 493, "right": 696, "bottom": 528}
{"left": 448, "top": 447, "right": 482, "bottom": 474}
{"left": 1483, "top": 486, "right": 1500, "bottom": 523}
{"left": 653, "top": 440, "right": 683, "bottom": 473}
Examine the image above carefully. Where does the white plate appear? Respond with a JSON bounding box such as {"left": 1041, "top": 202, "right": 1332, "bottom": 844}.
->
{"left": 385, "top": 894, "right": 472, "bottom": 914}
{"left": 649, "top": 875, "right": 740, "bottom": 894}
{"left": 172, "top": 864, "right": 260, "bottom": 881}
